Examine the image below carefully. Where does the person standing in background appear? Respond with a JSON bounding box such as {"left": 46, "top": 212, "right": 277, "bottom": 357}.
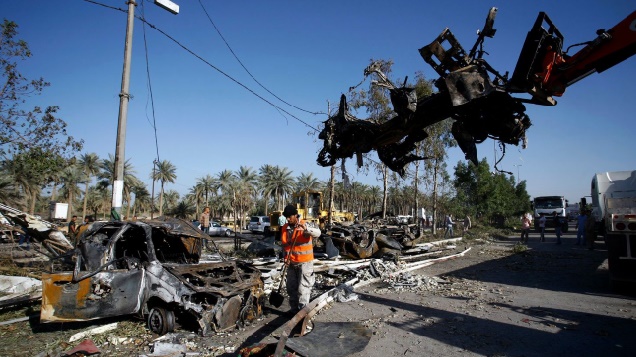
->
{"left": 539, "top": 214, "right": 547, "bottom": 242}
{"left": 68, "top": 215, "right": 79, "bottom": 246}
{"left": 463, "top": 215, "right": 471, "bottom": 234}
{"left": 200, "top": 207, "right": 210, "bottom": 249}
{"left": 281, "top": 204, "right": 321, "bottom": 313}
{"left": 444, "top": 214, "right": 455, "bottom": 238}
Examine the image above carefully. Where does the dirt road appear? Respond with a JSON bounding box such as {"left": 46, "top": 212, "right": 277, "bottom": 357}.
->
{"left": 245, "top": 227, "right": 636, "bottom": 357}
{"left": 1, "top": 227, "right": 635, "bottom": 356}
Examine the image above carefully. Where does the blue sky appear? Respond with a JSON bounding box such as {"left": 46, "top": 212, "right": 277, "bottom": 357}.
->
{"left": 4, "top": 1, "right": 635, "bottom": 205}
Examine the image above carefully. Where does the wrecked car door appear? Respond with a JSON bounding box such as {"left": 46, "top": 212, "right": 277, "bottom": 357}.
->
{"left": 41, "top": 222, "right": 148, "bottom": 322}
{"left": 41, "top": 269, "right": 144, "bottom": 322}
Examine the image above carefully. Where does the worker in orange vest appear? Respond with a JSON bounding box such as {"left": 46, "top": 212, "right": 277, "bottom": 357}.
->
{"left": 281, "top": 204, "right": 321, "bottom": 313}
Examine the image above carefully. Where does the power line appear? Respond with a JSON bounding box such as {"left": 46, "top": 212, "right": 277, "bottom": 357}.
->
{"left": 197, "top": 0, "right": 323, "bottom": 116}
{"left": 139, "top": 0, "right": 161, "bottom": 166}
{"left": 82, "top": 0, "right": 323, "bottom": 133}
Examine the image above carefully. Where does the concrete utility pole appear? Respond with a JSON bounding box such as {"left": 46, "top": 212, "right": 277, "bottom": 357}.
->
{"left": 111, "top": 0, "right": 136, "bottom": 221}
{"left": 111, "top": 0, "right": 179, "bottom": 221}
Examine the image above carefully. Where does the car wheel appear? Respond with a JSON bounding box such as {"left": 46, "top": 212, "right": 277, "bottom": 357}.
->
{"left": 225, "top": 230, "right": 231, "bottom": 237}
{"left": 148, "top": 306, "right": 175, "bottom": 335}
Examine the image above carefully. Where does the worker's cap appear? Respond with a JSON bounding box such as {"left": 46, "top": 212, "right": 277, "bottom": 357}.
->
{"left": 283, "top": 205, "right": 298, "bottom": 218}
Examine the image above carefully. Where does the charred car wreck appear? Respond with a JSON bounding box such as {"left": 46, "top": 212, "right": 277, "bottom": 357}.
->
{"left": 327, "top": 222, "right": 420, "bottom": 259}
{"left": 40, "top": 217, "right": 263, "bottom": 335}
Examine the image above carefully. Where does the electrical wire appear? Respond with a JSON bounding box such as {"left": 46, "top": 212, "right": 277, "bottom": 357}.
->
{"left": 197, "top": 0, "right": 324, "bottom": 116}
{"left": 139, "top": 0, "right": 161, "bottom": 166}
{"left": 81, "top": 0, "right": 321, "bottom": 133}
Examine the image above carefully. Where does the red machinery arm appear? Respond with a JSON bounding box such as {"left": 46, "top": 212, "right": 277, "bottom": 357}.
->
{"left": 509, "top": 11, "right": 636, "bottom": 105}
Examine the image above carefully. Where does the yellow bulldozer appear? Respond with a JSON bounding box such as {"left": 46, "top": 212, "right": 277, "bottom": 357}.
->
{"left": 269, "top": 190, "right": 354, "bottom": 235}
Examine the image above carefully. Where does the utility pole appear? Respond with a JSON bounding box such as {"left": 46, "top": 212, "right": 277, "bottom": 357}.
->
{"left": 111, "top": 0, "right": 136, "bottom": 221}
{"left": 111, "top": 0, "right": 179, "bottom": 221}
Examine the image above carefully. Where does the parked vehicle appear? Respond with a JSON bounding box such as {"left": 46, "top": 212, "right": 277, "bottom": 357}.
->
{"left": 248, "top": 216, "right": 270, "bottom": 234}
{"left": 532, "top": 196, "right": 569, "bottom": 232}
{"left": 209, "top": 221, "right": 233, "bottom": 237}
{"left": 590, "top": 171, "right": 636, "bottom": 234}
{"left": 40, "top": 217, "right": 264, "bottom": 335}
{"left": 588, "top": 171, "right": 636, "bottom": 285}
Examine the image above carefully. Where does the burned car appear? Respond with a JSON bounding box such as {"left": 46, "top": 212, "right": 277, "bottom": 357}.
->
{"left": 40, "top": 217, "right": 263, "bottom": 335}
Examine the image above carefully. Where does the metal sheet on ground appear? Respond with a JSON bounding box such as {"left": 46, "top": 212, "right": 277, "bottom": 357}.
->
{"left": 285, "top": 322, "right": 371, "bottom": 357}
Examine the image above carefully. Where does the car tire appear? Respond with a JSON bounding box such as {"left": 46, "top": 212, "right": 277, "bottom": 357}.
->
{"left": 148, "top": 306, "right": 175, "bottom": 335}
{"left": 225, "top": 230, "right": 231, "bottom": 237}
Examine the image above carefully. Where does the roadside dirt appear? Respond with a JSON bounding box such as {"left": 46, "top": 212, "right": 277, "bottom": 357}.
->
{"left": 1, "top": 228, "right": 635, "bottom": 356}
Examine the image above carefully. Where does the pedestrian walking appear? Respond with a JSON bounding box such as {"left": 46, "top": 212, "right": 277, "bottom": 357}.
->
{"left": 520, "top": 213, "right": 531, "bottom": 243}
{"left": 444, "top": 214, "right": 455, "bottom": 238}
{"left": 539, "top": 214, "right": 547, "bottom": 242}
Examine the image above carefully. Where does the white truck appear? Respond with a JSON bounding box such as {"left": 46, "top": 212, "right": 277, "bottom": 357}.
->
{"left": 532, "top": 196, "right": 569, "bottom": 232}
{"left": 590, "top": 171, "right": 636, "bottom": 283}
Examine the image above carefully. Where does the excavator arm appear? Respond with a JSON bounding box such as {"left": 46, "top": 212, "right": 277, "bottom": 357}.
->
{"left": 509, "top": 10, "right": 636, "bottom": 105}
{"left": 316, "top": 8, "right": 636, "bottom": 176}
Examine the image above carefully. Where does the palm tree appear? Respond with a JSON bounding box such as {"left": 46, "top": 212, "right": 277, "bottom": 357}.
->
{"left": 131, "top": 182, "right": 151, "bottom": 218}
{"left": 216, "top": 169, "right": 235, "bottom": 220}
{"left": 169, "top": 199, "right": 195, "bottom": 219}
{"left": 99, "top": 154, "right": 138, "bottom": 218}
{"left": 0, "top": 174, "right": 22, "bottom": 207}
{"left": 295, "top": 172, "right": 323, "bottom": 192}
{"left": 149, "top": 159, "right": 176, "bottom": 217}
{"left": 59, "top": 165, "right": 84, "bottom": 219}
{"left": 162, "top": 189, "right": 180, "bottom": 214}
{"left": 259, "top": 165, "right": 294, "bottom": 212}
{"left": 78, "top": 153, "right": 102, "bottom": 220}
{"left": 197, "top": 174, "right": 215, "bottom": 207}
{"left": 258, "top": 164, "right": 276, "bottom": 212}
{"left": 188, "top": 184, "right": 202, "bottom": 217}
{"left": 234, "top": 166, "right": 258, "bottom": 225}
{"left": 2, "top": 155, "right": 40, "bottom": 212}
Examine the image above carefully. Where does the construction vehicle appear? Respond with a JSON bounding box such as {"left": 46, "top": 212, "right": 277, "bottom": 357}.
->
{"left": 269, "top": 190, "right": 355, "bottom": 235}
{"left": 532, "top": 196, "right": 569, "bottom": 232}
{"left": 317, "top": 8, "right": 636, "bottom": 175}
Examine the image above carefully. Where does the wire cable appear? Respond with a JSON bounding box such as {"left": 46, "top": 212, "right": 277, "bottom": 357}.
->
{"left": 197, "top": 0, "right": 323, "bottom": 116}
{"left": 139, "top": 0, "right": 161, "bottom": 166}
{"left": 82, "top": 0, "right": 322, "bottom": 133}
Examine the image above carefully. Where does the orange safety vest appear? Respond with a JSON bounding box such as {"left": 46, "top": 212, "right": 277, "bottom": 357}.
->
{"left": 281, "top": 220, "right": 314, "bottom": 263}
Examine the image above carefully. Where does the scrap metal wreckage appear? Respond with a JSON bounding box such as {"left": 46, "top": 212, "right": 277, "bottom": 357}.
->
{"left": 317, "top": 8, "right": 636, "bottom": 175}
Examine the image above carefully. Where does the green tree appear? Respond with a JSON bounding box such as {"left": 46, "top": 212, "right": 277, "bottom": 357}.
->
{"left": 59, "top": 164, "right": 83, "bottom": 218}
{"left": 78, "top": 153, "right": 101, "bottom": 220}
{"left": 100, "top": 154, "right": 138, "bottom": 218}
{"left": 150, "top": 160, "right": 176, "bottom": 217}
{"left": 169, "top": 199, "right": 195, "bottom": 219}
{"left": 348, "top": 59, "right": 396, "bottom": 218}
{"left": 295, "top": 172, "right": 323, "bottom": 193}
{"left": 0, "top": 20, "right": 82, "bottom": 162}
{"left": 259, "top": 165, "right": 294, "bottom": 212}
{"left": 131, "top": 183, "right": 151, "bottom": 218}
{"left": 162, "top": 189, "right": 180, "bottom": 214}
